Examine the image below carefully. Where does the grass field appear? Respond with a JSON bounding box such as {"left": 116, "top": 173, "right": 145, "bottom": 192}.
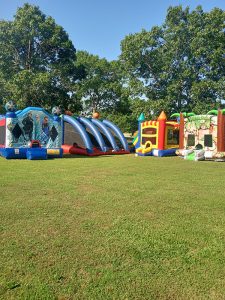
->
{"left": 1, "top": 155, "right": 225, "bottom": 300}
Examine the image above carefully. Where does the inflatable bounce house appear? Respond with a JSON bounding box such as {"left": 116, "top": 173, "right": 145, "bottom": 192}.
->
{"left": 0, "top": 102, "right": 129, "bottom": 159}
{"left": 134, "top": 111, "right": 179, "bottom": 156}
{"left": 62, "top": 112, "right": 129, "bottom": 156}
{"left": 0, "top": 102, "right": 63, "bottom": 159}
{"left": 177, "top": 109, "right": 225, "bottom": 161}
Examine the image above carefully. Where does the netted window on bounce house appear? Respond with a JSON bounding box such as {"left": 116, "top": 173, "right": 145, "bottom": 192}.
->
{"left": 167, "top": 128, "right": 179, "bottom": 145}
{"left": 142, "top": 127, "right": 157, "bottom": 135}
{"left": 12, "top": 123, "right": 23, "bottom": 140}
{"left": 187, "top": 134, "right": 195, "bottom": 146}
{"left": 204, "top": 134, "right": 213, "bottom": 147}
{"left": 142, "top": 136, "right": 157, "bottom": 146}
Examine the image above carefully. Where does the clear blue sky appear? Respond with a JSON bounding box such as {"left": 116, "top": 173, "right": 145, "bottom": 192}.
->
{"left": 0, "top": 0, "right": 224, "bottom": 61}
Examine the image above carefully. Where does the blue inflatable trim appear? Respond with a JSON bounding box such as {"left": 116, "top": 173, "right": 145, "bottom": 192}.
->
{"left": 26, "top": 148, "right": 47, "bottom": 160}
{"left": 16, "top": 107, "right": 55, "bottom": 121}
{"left": 78, "top": 117, "right": 107, "bottom": 152}
{"left": 0, "top": 148, "right": 27, "bottom": 159}
{"left": 137, "top": 148, "right": 177, "bottom": 157}
{"left": 152, "top": 148, "right": 177, "bottom": 157}
{"left": 63, "top": 115, "right": 93, "bottom": 153}
{"left": 6, "top": 112, "right": 17, "bottom": 118}
{"left": 91, "top": 118, "right": 119, "bottom": 151}
{"left": 47, "top": 148, "right": 63, "bottom": 158}
{"left": 102, "top": 119, "right": 129, "bottom": 151}
{"left": 136, "top": 151, "right": 153, "bottom": 157}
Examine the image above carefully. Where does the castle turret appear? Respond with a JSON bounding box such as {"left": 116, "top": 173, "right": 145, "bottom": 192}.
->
{"left": 157, "top": 111, "right": 167, "bottom": 150}
{"left": 5, "top": 101, "right": 18, "bottom": 148}
{"left": 217, "top": 110, "right": 225, "bottom": 152}
{"left": 136, "top": 112, "right": 145, "bottom": 149}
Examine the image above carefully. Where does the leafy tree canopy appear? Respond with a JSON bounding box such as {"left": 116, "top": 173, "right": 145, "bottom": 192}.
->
{"left": 74, "top": 50, "right": 129, "bottom": 114}
{"left": 120, "top": 6, "right": 225, "bottom": 115}
{"left": 0, "top": 3, "right": 83, "bottom": 110}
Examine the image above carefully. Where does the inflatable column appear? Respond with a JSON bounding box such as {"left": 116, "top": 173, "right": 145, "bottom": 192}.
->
{"left": 217, "top": 110, "right": 225, "bottom": 152}
{"left": 5, "top": 101, "right": 17, "bottom": 148}
{"left": 157, "top": 111, "right": 167, "bottom": 150}
{"left": 136, "top": 112, "right": 145, "bottom": 149}
{"left": 179, "top": 113, "right": 184, "bottom": 150}
{"left": 51, "top": 106, "right": 62, "bottom": 148}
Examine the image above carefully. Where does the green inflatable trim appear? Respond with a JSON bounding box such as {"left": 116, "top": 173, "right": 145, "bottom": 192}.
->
{"left": 132, "top": 134, "right": 138, "bottom": 144}
{"left": 170, "top": 112, "right": 195, "bottom": 118}
{"left": 186, "top": 152, "right": 195, "bottom": 161}
{"left": 207, "top": 110, "right": 218, "bottom": 115}
{"left": 170, "top": 113, "right": 180, "bottom": 118}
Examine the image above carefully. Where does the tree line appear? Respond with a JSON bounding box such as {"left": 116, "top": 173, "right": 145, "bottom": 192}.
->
{"left": 0, "top": 3, "right": 224, "bottom": 132}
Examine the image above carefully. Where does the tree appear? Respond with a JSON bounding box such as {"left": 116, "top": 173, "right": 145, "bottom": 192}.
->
{"left": 0, "top": 3, "right": 83, "bottom": 110}
{"left": 120, "top": 6, "right": 225, "bottom": 115}
{"left": 74, "top": 51, "right": 128, "bottom": 114}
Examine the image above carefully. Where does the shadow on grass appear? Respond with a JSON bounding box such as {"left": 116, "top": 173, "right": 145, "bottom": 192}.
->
{"left": 62, "top": 154, "right": 100, "bottom": 159}
{"left": 61, "top": 154, "right": 116, "bottom": 159}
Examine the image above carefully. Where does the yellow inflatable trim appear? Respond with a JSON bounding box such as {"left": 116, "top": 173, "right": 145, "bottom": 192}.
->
{"left": 136, "top": 146, "right": 152, "bottom": 154}
{"left": 47, "top": 149, "right": 60, "bottom": 155}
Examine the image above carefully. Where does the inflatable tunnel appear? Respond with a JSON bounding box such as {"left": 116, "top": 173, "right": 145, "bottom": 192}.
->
{"left": 62, "top": 115, "right": 130, "bottom": 156}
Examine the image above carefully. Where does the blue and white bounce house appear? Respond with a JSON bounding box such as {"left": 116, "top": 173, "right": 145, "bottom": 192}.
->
{"left": 0, "top": 101, "right": 63, "bottom": 160}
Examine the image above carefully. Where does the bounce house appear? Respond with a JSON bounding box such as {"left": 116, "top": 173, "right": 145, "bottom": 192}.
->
{"left": 0, "top": 102, "right": 63, "bottom": 159}
{"left": 0, "top": 102, "right": 129, "bottom": 159}
{"left": 177, "top": 109, "right": 225, "bottom": 161}
{"left": 134, "top": 111, "right": 179, "bottom": 156}
{"left": 62, "top": 113, "right": 130, "bottom": 156}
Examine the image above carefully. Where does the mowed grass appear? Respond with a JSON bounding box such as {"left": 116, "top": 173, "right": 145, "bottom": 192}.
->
{"left": 1, "top": 155, "right": 225, "bottom": 300}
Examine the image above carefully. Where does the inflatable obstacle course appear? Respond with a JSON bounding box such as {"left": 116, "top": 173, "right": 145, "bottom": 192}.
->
{"left": 62, "top": 113, "right": 130, "bottom": 156}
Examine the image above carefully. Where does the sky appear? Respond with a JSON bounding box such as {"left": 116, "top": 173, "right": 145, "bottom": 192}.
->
{"left": 0, "top": 0, "right": 224, "bottom": 61}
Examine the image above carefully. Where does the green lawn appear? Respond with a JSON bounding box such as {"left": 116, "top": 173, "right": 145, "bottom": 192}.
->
{"left": 1, "top": 155, "right": 225, "bottom": 299}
